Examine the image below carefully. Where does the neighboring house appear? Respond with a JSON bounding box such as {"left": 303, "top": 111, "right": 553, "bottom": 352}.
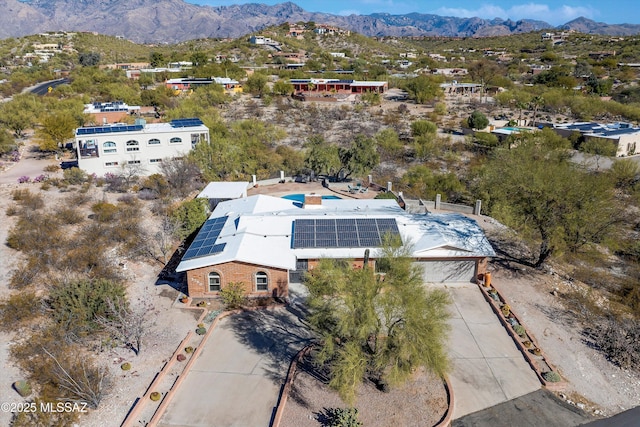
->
{"left": 84, "top": 101, "right": 140, "bottom": 125}
{"left": 75, "top": 118, "right": 210, "bottom": 176}
{"left": 249, "top": 35, "right": 272, "bottom": 45}
{"left": 176, "top": 194, "right": 495, "bottom": 298}
{"left": 291, "top": 79, "right": 388, "bottom": 94}
{"left": 165, "top": 77, "right": 242, "bottom": 94}
{"left": 553, "top": 122, "right": 640, "bottom": 156}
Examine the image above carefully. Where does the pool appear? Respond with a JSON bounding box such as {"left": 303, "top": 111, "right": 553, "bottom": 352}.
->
{"left": 282, "top": 193, "right": 341, "bottom": 203}
{"left": 501, "top": 127, "right": 530, "bottom": 132}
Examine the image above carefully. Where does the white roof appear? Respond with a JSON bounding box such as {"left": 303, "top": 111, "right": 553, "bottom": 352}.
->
{"left": 176, "top": 195, "right": 495, "bottom": 273}
{"left": 197, "top": 182, "right": 249, "bottom": 200}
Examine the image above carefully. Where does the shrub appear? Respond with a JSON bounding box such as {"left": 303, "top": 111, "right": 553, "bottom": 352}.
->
{"left": 63, "top": 168, "right": 87, "bottom": 185}
{"left": 219, "top": 282, "right": 247, "bottom": 310}
{"left": 33, "top": 174, "right": 48, "bottom": 183}
{"left": 374, "top": 191, "right": 397, "bottom": 200}
{"left": 195, "top": 327, "right": 206, "bottom": 335}
{"left": 176, "top": 353, "right": 186, "bottom": 362}
{"left": 13, "top": 380, "right": 32, "bottom": 397}
{"left": 44, "top": 164, "right": 60, "bottom": 172}
{"left": 474, "top": 132, "right": 500, "bottom": 147}
{"left": 467, "top": 110, "right": 489, "bottom": 130}
{"left": 0, "top": 291, "right": 42, "bottom": 331}
{"left": 185, "top": 346, "right": 194, "bottom": 354}
{"left": 501, "top": 304, "right": 511, "bottom": 317}
{"left": 121, "top": 362, "right": 131, "bottom": 371}
{"left": 17, "top": 176, "right": 30, "bottom": 183}
{"left": 91, "top": 202, "right": 119, "bottom": 222}
{"left": 326, "top": 407, "right": 362, "bottom": 427}
{"left": 55, "top": 207, "right": 84, "bottom": 225}
{"left": 513, "top": 324, "right": 527, "bottom": 337}
{"left": 150, "top": 392, "right": 161, "bottom": 401}
{"left": 542, "top": 371, "right": 562, "bottom": 382}
{"left": 48, "top": 279, "right": 127, "bottom": 338}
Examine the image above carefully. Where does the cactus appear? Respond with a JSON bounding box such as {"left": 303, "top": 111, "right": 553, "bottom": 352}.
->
{"left": 121, "top": 362, "right": 131, "bottom": 371}
{"left": 501, "top": 304, "right": 511, "bottom": 317}
{"left": 196, "top": 327, "right": 206, "bottom": 335}
{"left": 185, "top": 346, "right": 194, "bottom": 354}
{"left": 13, "top": 380, "right": 31, "bottom": 398}
{"left": 543, "top": 371, "right": 562, "bottom": 382}
{"left": 514, "top": 324, "right": 527, "bottom": 337}
{"left": 177, "top": 353, "right": 186, "bottom": 362}
{"left": 150, "top": 392, "right": 161, "bottom": 401}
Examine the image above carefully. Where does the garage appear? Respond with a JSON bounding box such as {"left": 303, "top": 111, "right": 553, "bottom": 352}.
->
{"left": 417, "top": 260, "right": 477, "bottom": 283}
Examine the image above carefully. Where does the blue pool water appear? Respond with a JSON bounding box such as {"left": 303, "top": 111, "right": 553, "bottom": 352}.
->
{"left": 282, "top": 193, "right": 341, "bottom": 203}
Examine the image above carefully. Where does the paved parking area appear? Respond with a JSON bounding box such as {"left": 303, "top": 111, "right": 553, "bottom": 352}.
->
{"left": 157, "top": 307, "right": 313, "bottom": 427}
{"left": 445, "top": 283, "right": 542, "bottom": 419}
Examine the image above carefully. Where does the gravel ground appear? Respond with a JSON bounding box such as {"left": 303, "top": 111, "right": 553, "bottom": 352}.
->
{"left": 280, "top": 353, "right": 448, "bottom": 427}
{"left": 489, "top": 264, "right": 640, "bottom": 416}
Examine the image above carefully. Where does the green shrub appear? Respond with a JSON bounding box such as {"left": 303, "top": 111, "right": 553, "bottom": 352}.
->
{"left": 0, "top": 291, "right": 41, "bottom": 330}
{"left": 327, "top": 407, "right": 362, "bottom": 427}
{"left": 48, "top": 279, "right": 127, "bottom": 337}
{"left": 542, "top": 371, "right": 562, "bottom": 382}
{"left": 91, "top": 202, "right": 119, "bottom": 222}
{"left": 513, "top": 324, "right": 527, "bottom": 337}
{"left": 13, "top": 380, "right": 32, "bottom": 397}
{"left": 374, "top": 191, "right": 397, "bottom": 200}
{"left": 474, "top": 132, "right": 500, "bottom": 147}
{"left": 219, "top": 282, "right": 247, "bottom": 310}
{"left": 195, "top": 327, "right": 207, "bottom": 335}
{"left": 63, "top": 168, "right": 87, "bottom": 185}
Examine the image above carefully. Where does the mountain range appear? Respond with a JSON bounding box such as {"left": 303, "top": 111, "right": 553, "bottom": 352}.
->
{"left": 4, "top": 0, "right": 640, "bottom": 44}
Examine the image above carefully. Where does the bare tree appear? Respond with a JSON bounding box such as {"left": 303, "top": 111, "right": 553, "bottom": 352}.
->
{"left": 43, "top": 348, "right": 109, "bottom": 409}
{"left": 152, "top": 215, "right": 181, "bottom": 264}
{"left": 159, "top": 157, "right": 200, "bottom": 197}
{"left": 95, "top": 295, "right": 155, "bottom": 356}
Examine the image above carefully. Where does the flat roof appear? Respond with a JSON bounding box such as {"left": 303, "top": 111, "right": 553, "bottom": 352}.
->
{"left": 176, "top": 195, "right": 495, "bottom": 273}
{"left": 197, "top": 182, "right": 249, "bottom": 199}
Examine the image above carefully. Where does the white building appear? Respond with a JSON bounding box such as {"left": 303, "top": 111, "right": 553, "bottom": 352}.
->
{"left": 75, "top": 118, "right": 210, "bottom": 176}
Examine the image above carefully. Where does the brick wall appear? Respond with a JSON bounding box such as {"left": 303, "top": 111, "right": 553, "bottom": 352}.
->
{"left": 186, "top": 261, "right": 288, "bottom": 298}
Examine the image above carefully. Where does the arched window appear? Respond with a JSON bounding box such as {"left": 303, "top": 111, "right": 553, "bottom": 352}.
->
{"left": 255, "top": 271, "right": 268, "bottom": 291}
{"left": 126, "top": 140, "right": 140, "bottom": 152}
{"left": 169, "top": 137, "right": 182, "bottom": 144}
{"left": 103, "top": 141, "right": 117, "bottom": 153}
{"left": 208, "top": 272, "right": 221, "bottom": 292}
{"left": 148, "top": 138, "right": 161, "bottom": 145}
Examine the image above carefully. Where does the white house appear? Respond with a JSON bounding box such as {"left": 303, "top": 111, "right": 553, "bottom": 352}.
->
{"left": 176, "top": 194, "right": 495, "bottom": 298}
{"left": 75, "top": 118, "right": 210, "bottom": 176}
{"left": 554, "top": 122, "right": 640, "bottom": 156}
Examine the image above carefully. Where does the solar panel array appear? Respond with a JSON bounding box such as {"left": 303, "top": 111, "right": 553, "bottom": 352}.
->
{"left": 170, "top": 118, "right": 204, "bottom": 128}
{"left": 292, "top": 218, "right": 400, "bottom": 249}
{"left": 76, "top": 124, "right": 144, "bottom": 136}
{"left": 182, "top": 216, "right": 228, "bottom": 260}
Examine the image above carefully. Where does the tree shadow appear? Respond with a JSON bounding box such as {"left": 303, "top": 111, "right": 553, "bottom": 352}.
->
{"left": 225, "top": 306, "right": 316, "bottom": 385}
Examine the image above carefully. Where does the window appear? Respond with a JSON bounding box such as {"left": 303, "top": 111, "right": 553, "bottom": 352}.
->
{"left": 149, "top": 158, "right": 162, "bottom": 163}
{"left": 105, "top": 161, "right": 119, "bottom": 167}
{"left": 169, "top": 137, "right": 182, "bottom": 144}
{"left": 208, "top": 272, "right": 221, "bottom": 291}
{"left": 128, "top": 160, "right": 141, "bottom": 165}
{"left": 126, "top": 140, "right": 140, "bottom": 152}
{"left": 255, "top": 271, "right": 268, "bottom": 291}
{"left": 148, "top": 138, "right": 161, "bottom": 145}
{"left": 103, "top": 141, "right": 117, "bottom": 154}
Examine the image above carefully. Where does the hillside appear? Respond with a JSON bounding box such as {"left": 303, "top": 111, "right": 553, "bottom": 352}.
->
{"left": 3, "top": 0, "right": 640, "bottom": 43}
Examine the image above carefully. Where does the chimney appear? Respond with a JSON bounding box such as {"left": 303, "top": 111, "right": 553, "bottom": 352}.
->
{"left": 303, "top": 194, "right": 323, "bottom": 209}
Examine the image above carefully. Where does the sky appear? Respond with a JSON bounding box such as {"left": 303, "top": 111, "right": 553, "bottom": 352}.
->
{"left": 191, "top": 1, "right": 638, "bottom": 26}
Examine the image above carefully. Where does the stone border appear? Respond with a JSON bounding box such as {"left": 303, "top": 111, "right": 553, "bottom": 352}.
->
{"left": 477, "top": 283, "right": 566, "bottom": 391}
{"left": 121, "top": 304, "right": 287, "bottom": 427}
{"left": 271, "top": 345, "right": 455, "bottom": 427}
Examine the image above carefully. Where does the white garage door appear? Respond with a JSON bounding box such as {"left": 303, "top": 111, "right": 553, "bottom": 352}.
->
{"left": 417, "top": 260, "right": 477, "bottom": 283}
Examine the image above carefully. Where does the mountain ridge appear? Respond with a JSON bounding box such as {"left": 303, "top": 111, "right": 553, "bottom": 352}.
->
{"left": 4, "top": 0, "right": 640, "bottom": 43}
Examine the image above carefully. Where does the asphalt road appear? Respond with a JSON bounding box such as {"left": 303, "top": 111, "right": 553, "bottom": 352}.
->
{"left": 28, "top": 78, "right": 70, "bottom": 95}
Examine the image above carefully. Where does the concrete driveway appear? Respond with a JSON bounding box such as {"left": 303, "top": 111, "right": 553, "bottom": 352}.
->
{"left": 157, "top": 307, "right": 313, "bottom": 427}
{"left": 445, "top": 283, "right": 542, "bottom": 419}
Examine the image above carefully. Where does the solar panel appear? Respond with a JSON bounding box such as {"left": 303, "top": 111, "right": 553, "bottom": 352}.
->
{"left": 292, "top": 218, "right": 400, "bottom": 249}
{"left": 182, "top": 216, "right": 228, "bottom": 260}
{"left": 76, "top": 124, "right": 143, "bottom": 136}
{"left": 170, "top": 118, "right": 204, "bottom": 128}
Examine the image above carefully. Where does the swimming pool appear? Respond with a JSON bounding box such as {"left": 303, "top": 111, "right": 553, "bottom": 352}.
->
{"left": 282, "top": 193, "right": 342, "bottom": 203}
